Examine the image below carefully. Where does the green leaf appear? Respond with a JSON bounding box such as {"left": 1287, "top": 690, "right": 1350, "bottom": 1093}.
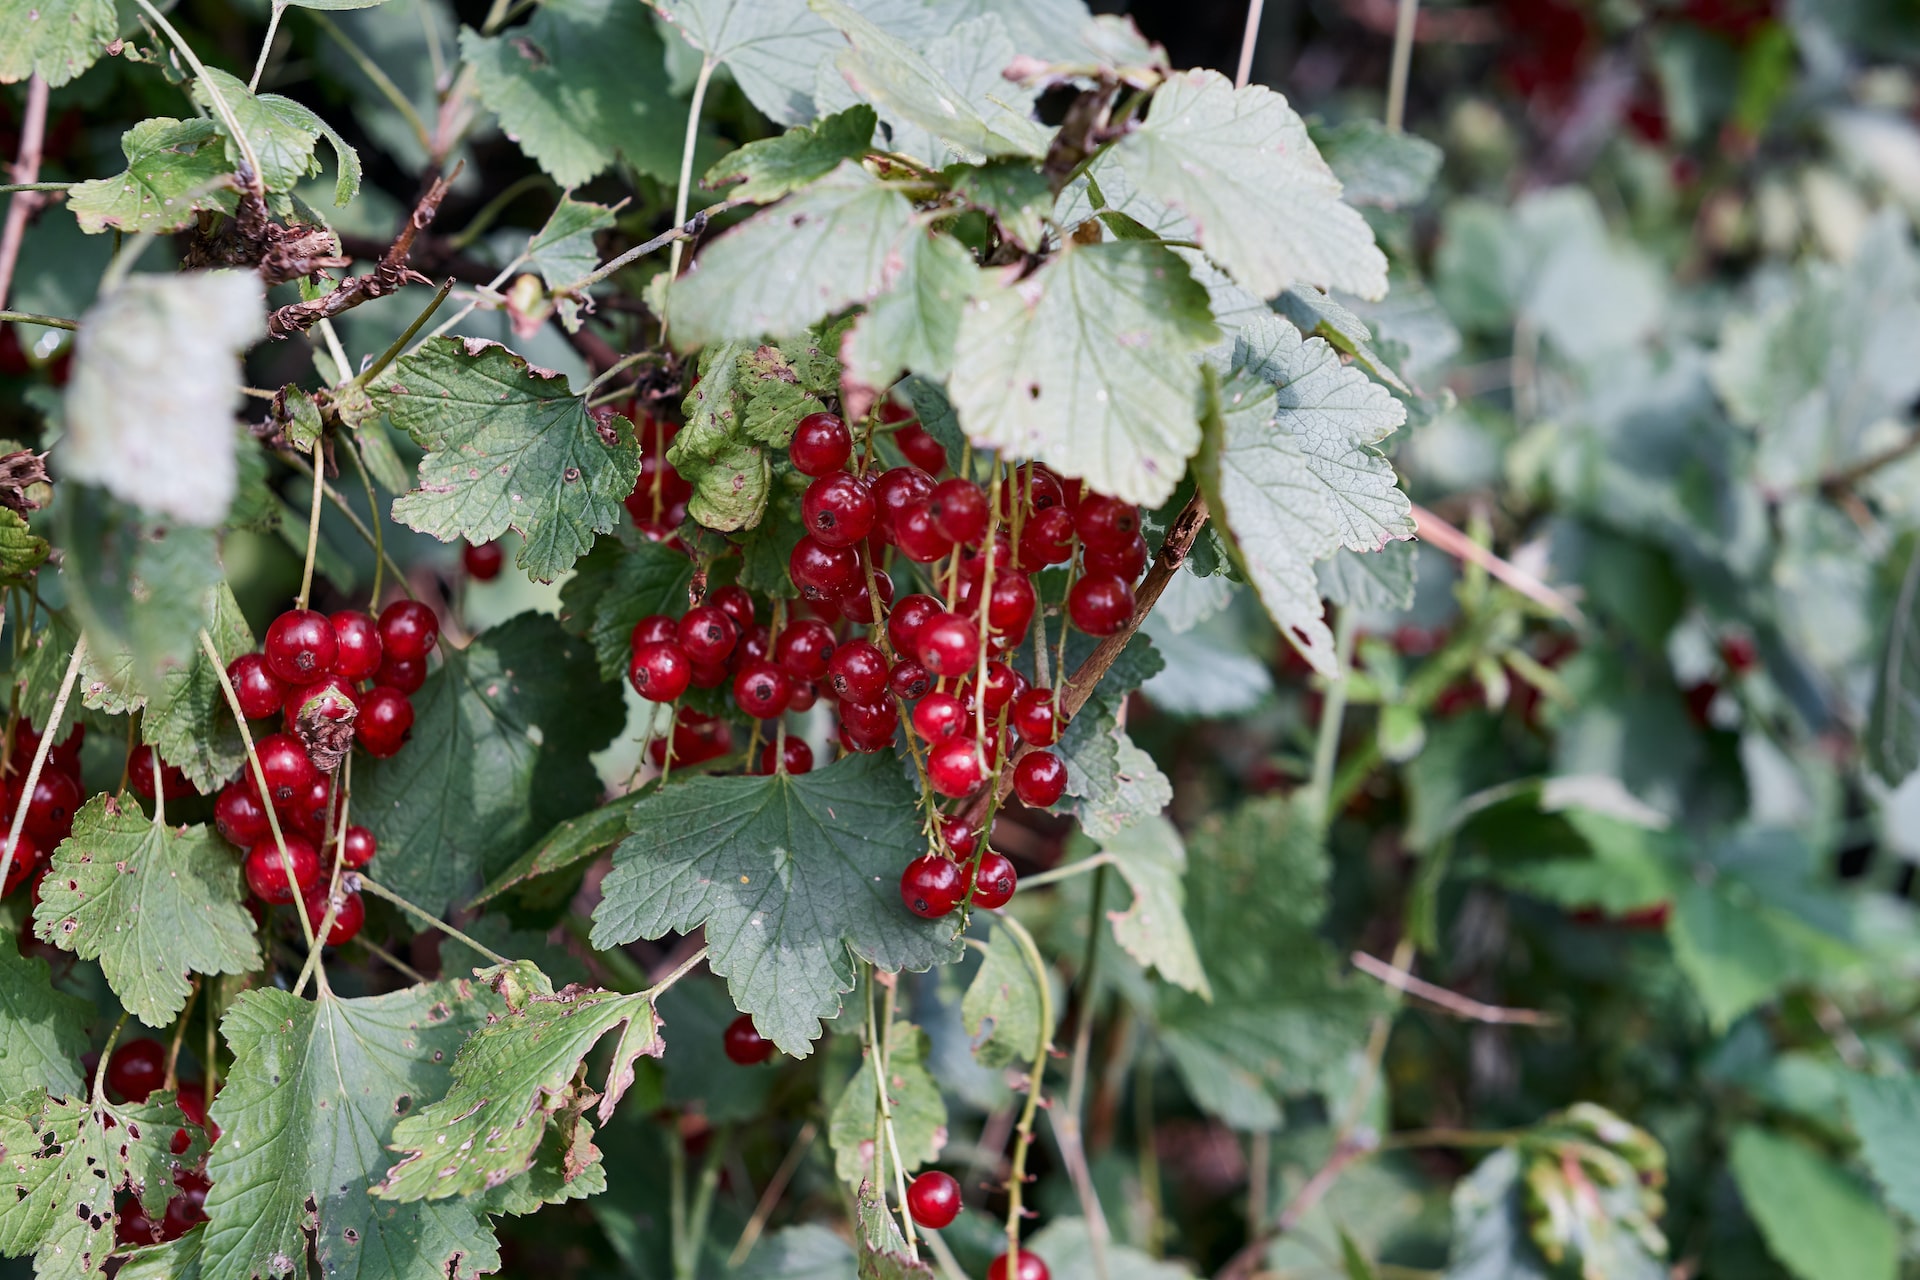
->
{"left": 1443, "top": 1149, "right": 1554, "bottom": 1280}
{"left": 32, "top": 799, "right": 260, "bottom": 1028}
{"left": 1025, "top": 1218, "right": 1195, "bottom": 1280}
{"left": 962, "top": 920, "right": 1045, "bottom": 1070}
{"left": 949, "top": 240, "right": 1219, "bottom": 507}
{"left": 648, "top": 0, "right": 842, "bottom": 127}
{"left": 66, "top": 118, "right": 239, "bottom": 236}
{"left": 828, "top": 1021, "right": 947, "bottom": 1188}
{"left": 194, "top": 67, "right": 359, "bottom": 200}
{"left": 356, "top": 612, "right": 624, "bottom": 912}
{"left": 527, "top": 196, "right": 616, "bottom": 329}
{"left": 64, "top": 270, "right": 263, "bottom": 528}
{"left": 704, "top": 106, "right": 878, "bottom": 203}
{"left": 0, "top": 0, "right": 114, "bottom": 86}
{"left": 1317, "top": 542, "right": 1417, "bottom": 611}
{"left": 475, "top": 784, "right": 656, "bottom": 905}
{"left": 1095, "top": 816, "right": 1210, "bottom": 998}
{"left": 0, "top": 509, "right": 48, "bottom": 582}
{"left": 1310, "top": 118, "right": 1443, "bottom": 209}
{"left": 1114, "top": 70, "right": 1386, "bottom": 301}
{"left": 1052, "top": 634, "right": 1169, "bottom": 837}
{"left": 855, "top": 14, "right": 1046, "bottom": 168}
{"left": 665, "top": 161, "right": 914, "bottom": 349}
{"left": 738, "top": 1225, "right": 856, "bottom": 1280}
{"left": 557, "top": 535, "right": 697, "bottom": 683}
{"left": 844, "top": 228, "right": 973, "bottom": 389}
{"left": 197, "top": 984, "right": 505, "bottom": 1280}
{"left": 1844, "top": 1073, "right": 1920, "bottom": 1225}
{"left": 1667, "top": 871, "right": 1857, "bottom": 1031}
{"left": 855, "top": 1181, "right": 935, "bottom": 1280}
{"left": 591, "top": 754, "right": 963, "bottom": 1056}
{"left": 1868, "top": 544, "right": 1920, "bottom": 785}
{"left": 375, "top": 336, "right": 642, "bottom": 582}
{"left": 1274, "top": 286, "right": 1412, "bottom": 396}
{"left": 0, "top": 945, "right": 90, "bottom": 1103}
{"left": 375, "top": 967, "right": 657, "bottom": 1202}
{"left": 1729, "top": 1126, "right": 1897, "bottom": 1280}
{"left": 461, "top": 0, "right": 685, "bottom": 187}
{"left": 951, "top": 160, "right": 1052, "bottom": 251}
{"left": 140, "top": 582, "right": 254, "bottom": 795}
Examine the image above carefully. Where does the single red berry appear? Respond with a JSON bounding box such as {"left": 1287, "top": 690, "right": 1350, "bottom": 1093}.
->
{"left": 106, "top": 1038, "right": 167, "bottom": 1102}
{"left": 10, "top": 721, "right": 83, "bottom": 777}
{"left": 161, "top": 1175, "right": 210, "bottom": 1239}
{"left": 0, "top": 831, "right": 38, "bottom": 896}
{"left": 302, "top": 884, "right": 365, "bottom": 945}
{"left": 333, "top": 825, "right": 375, "bottom": 871}
{"left": 326, "top": 611, "right": 383, "bottom": 682}
{"left": 1017, "top": 506, "right": 1077, "bottom": 570}
{"left": 895, "top": 423, "right": 947, "bottom": 474}
{"left": 888, "top": 594, "right": 942, "bottom": 655}
{"left": 733, "top": 661, "right": 792, "bottom": 719}
{"left": 282, "top": 674, "right": 359, "bottom": 739}
{"left": 969, "top": 850, "right": 1018, "bottom": 909}
{"left": 756, "top": 736, "right": 815, "bottom": 776}
{"left": 244, "top": 835, "right": 320, "bottom": 903}
{"left": 357, "top": 688, "right": 414, "bottom": 759}
{"left": 723, "top": 1014, "right": 777, "bottom": 1065}
{"left": 214, "top": 784, "right": 270, "bottom": 846}
{"left": 117, "top": 1200, "right": 160, "bottom": 1248}
{"left": 21, "top": 770, "right": 79, "bottom": 844}
{"left": 889, "top": 660, "right": 932, "bottom": 701}
{"left": 789, "top": 412, "right": 853, "bottom": 476}
{"left": 283, "top": 776, "right": 333, "bottom": 840}
{"left": 828, "top": 640, "right": 890, "bottom": 704}
{"left": 988, "top": 1251, "right": 1050, "bottom": 1280}
{"left": 871, "top": 466, "right": 936, "bottom": 540}
{"left": 838, "top": 722, "right": 892, "bottom": 754}
{"left": 893, "top": 501, "right": 954, "bottom": 563}
{"left": 1067, "top": 574, "right": 1134, "bottom": 636}
{"left": 986, "top": 573, "right": 1037, "bottom": 639}
{"left": 1013, "top": 752, "right": 1066, "bottom": 808}
{"left": 901, "top": 853, "right": 966, "bottom": 918}
{"left": 788, "top": 679, "right": 819, "bottom": 714}
{"left": 927, "top": 739, "right": 986, "bottom": 798}
{"left": 789, "top": 536, "right": 861, "bottom": 600}
{"left": 912, "top": 693, "right": 967, "bottom": 742}
{"left": 775, "top": 619, "right": 838, "bottom": 681}
{"left": 839, "top": 569, "right": 894, "bottom": 626}
{"left": 1083, "top": 533, "right": 1148, "bottom": 580}
{"left": 252, "top": 732, "right": 318, "bottom": 804}
{"left": 264, "top": 609, "right": 338, "bottom": 686}
{"left": 128, "top": 744, "right": 190, "bottom": 801}
{"left": 916, "top": 613, "right": 979, "bottom": 678}
{"left": 907, "top": 1170, "right": 962, "bottom": 1229}
{"left": 1011, "top": 689, "right": 1060, "bottom": 746}
{"left": 629, "top": 641, "right": 693, "bottom": 702}
{"left": 839, "top": 698, "right": 900, "bottom": 743}
{"left": 711, "top": 585, "right": 758, "bottom": 633}
{"left": 731, "top": 624, "right": 772, "bottom": 672}
{"left": 226, "top": 653, "right": 288, "bottom": 720}
{"left": 631, "top": 614, "right": 679, "bottom": 650}
{"left": 1721, "top": 633, "right": 1759, "bottom": 675}
{"left": 378, "top": 600, "right": 440, "bottom": 662}
{"left": 1000, "top": 465, "right": 1064, "bottom": 516}
{"left": 803, "top": 473, "right": 877, "bottom": 548}
{"left": 1074, "top": 495, "right": 1140, "bottom": 549}
{"left": 678, "top": 605, "right": 739, "bottom": 665}
{"left": 928, "top": 479, "right": 990, "bottom": 546}
{"left": 689, "top": 660, "right": 730, "bottom": 690}
{"left": 977, "top": 662, "right": 1028, "bottom": 714}
{"left": 375, "top": 654, "right": 426, "bottom": 695}
{"left": 463, "top": 540, "right": 505, "bottom": 581}
{"left": 175, "top": 1079, "right": 211, "bottom": 1132}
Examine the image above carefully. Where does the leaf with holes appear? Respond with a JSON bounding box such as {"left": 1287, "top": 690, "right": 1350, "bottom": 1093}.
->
{"left": 66, "top": 118, "right": 239, "bottom": 235}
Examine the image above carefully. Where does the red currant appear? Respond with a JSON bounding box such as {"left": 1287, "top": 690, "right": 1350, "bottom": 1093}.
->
{"left": 900, "top": 853, "right": 966, "bottom": 918}
{"left": 986, "top": 573, "right": 1037, "bottom": 639}
{"left": 887, "top": 594, "right": 942, "bottom": 655}
{"left": 789, "top": 412, "right": 852, "bottom": 476}
{"left": 928, "top": 479, "right": 989, "bottom": 546}
{"left": 106, "top": 1038, "right": 166, "bottom": 1103}
{"left": 357, "top": 688, "right": 414, "bottom": 759}
{"left": 689, "top": 659, "right": 730, "bottom": 690}
{"left": 788, "top": 680, "right": 819, "bottom": 713}
{"left": 916, "top": 612, "right": 979, "bottom": 678}
{"left": 775, "top": 619, "right": 837, "bottom": 680}
{"left": 828, "top": 640, "right": 890, "bottom": 704}
{"left": 1011, "top": 689, "right": 1060, "bottom": 746}
{"left": 1722, "top": 633, "right": 1759, "bottom": 675}
{"left": 377, "top": 600, "right": 440, "bottom": 662}
{"left": 723, "top": 1014, "right": 776, "bottom": 1065}
{"left": 1073, "top": 495, "right": 1139, "bottom": 549}
{"left": 927, "top": 739, "right": 986, "bottom": 798}
{"left": 214, "top": 784, "right": 270, "bottom": 846}
{"left": 871, "top": 466, "right": 936, "bottom": 539}
{"left": 252, "top": 732, "right": 318, "bottom": 804}
{"left": 284, "top": 776, "right": 333, "bottom": 840}
{"left": 1017, "top": 506, "right": 1077, "bottom": 569}
{"left": 1013, "top": 752, "right": 1066, "bottom": 807}
{"left": 709, "top": 584, "right": 755, "bottom": 632}
{"left": 839, "top": 569, "right": 893, "bottom": 626}
{"left": 803, "top": 473, "right": 877, "bottom": 548}
{"left": 912, "top": 693, "right": 967, "bottom": 742}
{"left": 1000, "top": 466, "right": 1063, "bottom": 517}
{"left": 733, "top": 624, "right": 772, "bottom": 671}
{"left": 629, "top": 641, "right": 692, "bottom": 702}
{"left": 893, "top": 501, "right": 954, "bottom": 563}
{"left": 128, "top": 744, "right": 189, "bottom": 801}
{"left": 896, "top": 423, "right": 947, "bottom": 475}
{"left": 789, "top": 536, "right": 861, "bottom": 599}
{"left": 1083, "top": 534, "right": 1148, "bottom": 580}
{"left": 263, "top": 609, "right": 337, "bottom": 685}
{"left": 630, "top": 614, "right": 679, "bottom": 649}
{"left": 678, "top": 606, "right": 738, "bottom": 664}
{"left": 21, "top": 770, "right": 78, "bottom": 843}
{"left": 733, "top": 661, "right": 792, "bottom": 719}
{"left": 907, "top": 1170, "right": 962, "bottom": 1229}
{"left": 756, "top": 736, "right": 815, "bottom": 776}
{"left": 988, "top": 1251, "right": 1049, "bottom": 1280}
{"left": 0, "top": 831, "right": 38, "bottom": 896}
{"left": 340, "top": 824, "right": 377, "bottom": 869}
{"left": 463, "top": 540, "right": 504, "bottom": 581}
{"left": 969, "top": 850, "right": 1018, "bottom": 909}
{"left": 889, "top": 660, "right": 932, "bottom": 701}
{"left": 328, "top": 611, "right": 383, "bottom": 682}
{"left": 226, "top": 652, "right": 287, "bottom": 720}
{"left": 1067, "top": 574, "right": 1135, "bottom": 636}
{"left": 282, "top": 674, "right": 358, "bottom": 737}
{"left": 302, "top": 883, "right": 366, "bottom": 944}
{"left": 243, "top": 834, "right": 320, "bottom": 903}
{"left": 940, "top": 815, "right": 977, "bottom": 857}
{"left": 375, "top": 654, "right": 426, "bottom": 695}
{"left": 839, "top": 698, "right": 900, "bottom": 742}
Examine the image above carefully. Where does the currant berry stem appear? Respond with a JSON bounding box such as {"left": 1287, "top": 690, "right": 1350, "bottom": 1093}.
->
{"left": 866, "top": 964, "right": 920, "bottom": 1259}
{"left": 354, "top": 874, "right": 511, "bottom": 967}
{"left": 0, "top": 633, "right": 81, "bottom": 900}
{"left": 665, "top": 55, "right": 716, "bottom": 293}
{"left": 993, "top": 912, "right": 1055, "bottom": 1276}
{"left": 297, "top": 436, "right": 326, "bottom": 614}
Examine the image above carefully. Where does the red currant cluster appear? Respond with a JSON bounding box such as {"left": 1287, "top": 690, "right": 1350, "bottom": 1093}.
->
{"left": 0, "top": 719, "right": 85, "bottom": 900}
{"left": 100, "top": 1036, "right": 215, "bottom": 1245}
{"left": 623, "top": 409, "right": 693, "bottom": 543}
{"left": 207, "top": 599, "right": 440, "bottom": 934}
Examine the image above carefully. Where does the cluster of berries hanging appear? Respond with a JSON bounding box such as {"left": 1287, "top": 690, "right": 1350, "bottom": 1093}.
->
{"left": 101, "top": 1036, "right": 216, "bottom": 1245}
{"left": 0, "top": 719, "right": 85, "bottom": 900}
{"left": 618, "top": 399, "right": 1145, "bottom": 938}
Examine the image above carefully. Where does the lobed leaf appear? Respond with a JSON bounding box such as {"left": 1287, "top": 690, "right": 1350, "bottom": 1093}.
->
{"left": 66, "top": 118, "right": 238, "bottom": 235}
{"left": 704, "top": 106, "right": 879, "bottom": 203}
{"left": 827, "top": 1021, "right": 947, "bottom": 1188}
{"left": 0, "top": 945, "right": 91, "bottom": 1104}
{"left": 0, "top": 0, "right": 115, "bottom": 86}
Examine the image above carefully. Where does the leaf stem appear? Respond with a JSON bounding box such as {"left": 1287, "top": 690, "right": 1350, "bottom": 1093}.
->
{"left": 0, "top": 633, "right": 81, "bottom": 898}
{"left": 643, "top": 943, "right": 711, "bottom": 998}
{"left": 306, "top": 9, "right": 432, "bottom": 154}
{"left": 726, "top": 1120, "right": 819, "bottom": 1267}
{"left": 1385, "top": 0, "right": 1421, "bottom": 133}
{"left": 1015, "top": 853, "right": 1114, "bottom": 891}
{"left": 340, "top": 439, "right": 388, "bottom": 605}
{"left": 1234, "top": 0, "right": 1267, "bottom": 89}
{"left": 131, "top": 0, "right": 264, "bottom": 192}
{"left": 994, "top": 912, "right": 1055, "bottom": 1274}
{"left": 567, "top": 213, "right": 712, "bottom": 296}
{"left": 0, "top": 182, "right": 69, "bottom": 195}
{"left": 249, "top": 0, "right": 286, "bottom": 92}
{"left": 296, "top": 436, "right": 326, "bottom": 612}
{"left": 1306, "top": 610, "right": 1359, "bottom": 830}
{"left": 866, "top": 964, "right": 920, "bottom": 1257}
{"left": 162, "top": 977, "right": 199, "bottom": 1092}
{"left": 355, "top": 874, "right": 512, "bottom": 967}
{"left": 0, "top": 310, "right": 75, "bottom": 331}
{"left": 667, "top": 57, "right": 717, "bottom": 293}
{"left": 93, "top": 1012, "right": 129, "bottom": 1103}
{"left": 351, "top": 276, "right": 454, "bottom": 389}
{"left": 282, "top": 449, "right": 414, "bottom": 600}
{"left": 294, "top": 756, "right": 353, "bottom": 1000}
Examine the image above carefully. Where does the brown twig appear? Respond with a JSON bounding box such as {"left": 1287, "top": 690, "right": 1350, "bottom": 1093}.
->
{"left": 0, "top": 449, "right": 50, "bottom": 516}
{"left": 1816, "top": 429, "right": 1920, "bottom": 499}
{"left": 1215, "top": 1134, "right": 1377, "bottom": 1280}
{"left": 184, "top": 188, "right": 348, "bottom": 286}
{"left": 266, "top": 172, "right": 455, "bottom": 338}
{"left": 0, "top": 74, "right": 51, "bottom": 312}
{"left": 1410, "top": 503, "right": 1584, "bottom": 625}
{"left": 1349, "top": 951, "right": 1558, "bottom": 1026}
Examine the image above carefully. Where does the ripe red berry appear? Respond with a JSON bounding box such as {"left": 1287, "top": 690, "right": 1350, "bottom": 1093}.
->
{"left": 629, "top": 641, "right": 692, "bottom": 702}
{"left": 678, "top": 606, "right": 739, "bottom": 665}
{"left": 756, "top": 736, "right": 815, "bottom": 776}
{"left": 969, "top": 662, "right": 1027, "bottom": 715}
{"left": 1083, "top": 533, "right": 1148, "bottom": 580}
{"left": 226, "top": 652, "right": 287, "bottom": 720}
{"left": 0, "top": 831, "right": 38, "bottom": 896}
{"left": 282, "top": 674, "right": 358, "bottom": 740}
{"left": 988, "top": 1251, "right": 1049, "bottom": 1280}
{"left": 916, "top": 613, "right": 979, "bottom": 678}
{"left": 723, "top": 1014, "right": 776, "bottom": 1065}
{"left": 377, "top": 600, "right": 440, "bottom": 663}
{"left": 1074, "top": 495, "right": 1140, "bottom": 549}
{"left": 839, "top": 698, "right": 900, "bottom": 743}
{"left": 907, "top": 1170, "right": 962, "bottom": 1229}
{"left": 1011, "top": 690, "right": 1060, "bottom": 746}
{"left": 941, "top": 815, "right": 977, "bottom": 857}
{"left": 375, "top": 654, "right": 426, "bottom": 695}
{"left": 630, "top": 614, "right": 679, "bottom": 650}
{"left": 1722, "top": 633, "right": 1759, "bottom": 675}
{"left": 283, "top": 776, "right": 333, "bottom": 840}
{"left": 775, "top": 619, "right": 837, "bottom": 680}
{"left": 733, "top": 661, "right": 792, "bottom": 719}
{"left": 803, "top": 473, "right": 877, "bottom": 548}
{"left": 901, "top": 853, "right": 966, "bottom": 918}
{"left": 789, "top": 412, "right": 852, "bottom": 476}
{"left": 871, "top": 466, "right": 936, "bottom": 539}
{"left": 328, "top": 611, "right": 383, "bottom": 682}
{"left": 340, "top": 824, "right": 377, "bottom": 869}
{"left": 301, "top": 884, "right": 365, "bottom": 944}
{"left": 21, "top": 770, "right": 79, "bottom": 843}
{"left": 889, "top": 660, "right": 932, "bottom": 701}
{"left": 839, "top": 569, "right": 894, "bottom": 626}
{"left": 463, "top": 540, "right": 504, "bottom": 581}
{"left": 1017, "top": 506, "right": 1077, "bottom": 569}
{"left": 357, "top": 688, "right": 414, "bottom": 759}
{"left": 828, "top": 640, "right": 890, "bottom": 704}
{"left": 912, "top": 693, "right": 967, "bottom": 742}
{"left": 1013, "top": 751, "right": 1066, "bottom": 808}
{"left": 986, "top": 573, "right": 1037, "bottom": 639}
{"left": 893, "top": 501, "right": 954, "bottom": 563}
{"left": 928, "top": 479, "right": 990, "bottom": 546}
{"left": 711, "top": 584, "right": 758, "bottom": 633}
{"left": 252, "top": 732, "right": 318, "bottom": 804}
{"left": 887, "top": 594, "right": 942, "bottom": 655}
{"left": 1067, "top": 574, "right": 1135, "bottom": 636}
{"left": 789, "top": 536, "right": 861, "bottom": 600}
{"left": 788, "top": 679, "right": 819, "bottom": 714}
{"left": 128, "top": 744, "right": 189, "bottom": 801}
{"left": 927, "top": 739, "right": 986, "bottom": 798}
{"left": 895, "top": 423, "right": 947, "bottom": 474}
{"left": 106, "top": 1038, "right": 167, "bottom": 1103}
{"left": 243, "top": 834, "right": 320, "bottom": 903}
{"left": 264, "top": 609, "right": 338, "bottom": 685}
{"left": 214, "top": 784, "right": 270, "bottom": 846}
{"left": 1000, "top": 465, "right": 1064, "bottom": 517}
{"left": 969, "top": 850, "right": 1018, "bottom": 909}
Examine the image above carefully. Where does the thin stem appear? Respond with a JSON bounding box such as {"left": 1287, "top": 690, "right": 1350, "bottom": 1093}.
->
{"left": 669, "top": 1122, "right": 690, "bottom": 1280}
{"left": 567, "top": 213, "right": 712, "bottom": 295}
{"left": 318, "top": 317, "right": 354, "bottom": 384}
{"left": 0, "top": 74, "right": 50, "bottom": 312}
{"left": 581, "top": 349, "right": 652, "bottom": 398}
{"left": 342, "top": 439, "right": 387, "bottom": 605}
{"left": 0, "top": 634, "right": 80, "bottom": 897}
{"left": 131, "top": 0, "right": 263, "bottom": 188}
{"left": 1053, "top": 865, "right": 1112, "bottom": 1280}
{"left": 682, "top": 1124, "right": 731, "bottom": 1280}
{"left": 866, "top": 966, "right": 919, "bottom": 1257}
{"left": 351, "top": 276, "right": 454, "bottom": 389}
{"left": 1306, "top": 611, "right": 1359, "bottom": 830}
{"left": 297, "top": 436, "right": 326, "bottom": 611}
{"left": 361, "top": 935, "right": 430, "bottom": 984}
{"left": 1234, "top": 0, "right": 1267, "bottom": 89}
{"left": 1018, "top": 853, "right": 1114, "bottom": 891}
{"left": 643, "top": 943, "right": 710, "bottom": 999}
{"left": 995, "top": 913, "right": 1056, "bottom": 1274}
{"left": 726, "top": 1120, "right": 819, "bottom": 1267}
{"left": 1385, "top": 0, "right": 1421, "bottom": 132}
{"left": 93, "top": 1013, "right": 129, "bottom": 1103}
{"left": 0, "top": 310, "right": 75, "bottom": 331}
{"left": 250, "top": 0, "right": 286, "bottom": 91}
{"left": 447, "top": 174, "right": 551, "bottom": 250}
{"left": 666, "top": 58, "right": 717, "bottom": 291}
{"left": 355, "top": 875, "right": 512, "bottom": 967}
{"left": 163, "top": 977, "right": 199, "bottom": 1092}
{"left": 294, "top": 756, "right": 353, "bottom": 1000}
{"left": 308, "top": 10, "right": 432, "bottom": 154}
{"left": 282, "top": 450, "right": 414, "bottom": 599}
{"left": 0, "top": 182, "right": 69, "bottom": 194}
